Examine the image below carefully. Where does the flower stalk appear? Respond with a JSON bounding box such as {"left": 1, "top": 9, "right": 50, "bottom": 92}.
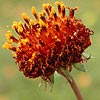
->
{"left": 57, "top": 67, "right": 83, "bottom": 100}
{"left": 68, "top": 76, "right": 83, "bottom": 100}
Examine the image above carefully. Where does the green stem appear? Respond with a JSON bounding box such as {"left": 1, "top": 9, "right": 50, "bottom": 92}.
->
{"left": 57, "top": 68, "right": 83, "bottom": 100}
{"left": 68, "top": 76, "right": 83, "bottom": 100}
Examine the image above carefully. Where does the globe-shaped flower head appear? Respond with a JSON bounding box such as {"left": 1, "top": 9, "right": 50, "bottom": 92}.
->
{"left": 3, "top": 1, "right": 93, "bottom": 85}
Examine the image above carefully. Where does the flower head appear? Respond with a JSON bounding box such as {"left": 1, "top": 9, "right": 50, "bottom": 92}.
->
{"left": 2, "top": 2, "right": 93, "bottom": 84}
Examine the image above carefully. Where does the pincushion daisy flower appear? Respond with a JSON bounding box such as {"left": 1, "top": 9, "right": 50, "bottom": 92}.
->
{"left": 2, "top": 1, "right": 93, "bottom": 100}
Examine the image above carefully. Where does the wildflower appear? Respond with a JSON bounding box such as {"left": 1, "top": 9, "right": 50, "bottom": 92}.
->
{"left": 2, "top": 1, "right": 93, "bottom": 86}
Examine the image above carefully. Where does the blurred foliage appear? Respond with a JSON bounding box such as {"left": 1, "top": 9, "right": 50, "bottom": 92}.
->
{"left": 0, "top": 0, "right": 100, "bottom": 100}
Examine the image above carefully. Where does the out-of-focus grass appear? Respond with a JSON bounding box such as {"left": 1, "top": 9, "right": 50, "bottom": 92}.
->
{"left": 0, "top": 0, "right": 100, "bottom": 100}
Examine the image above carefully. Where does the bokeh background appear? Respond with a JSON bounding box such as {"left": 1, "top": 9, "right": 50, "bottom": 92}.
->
{"left": 0, "top": 0, "right": 100, "bottom": 100}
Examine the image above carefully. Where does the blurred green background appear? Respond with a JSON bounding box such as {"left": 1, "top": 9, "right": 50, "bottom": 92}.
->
{"left": 0, "top": 0, "right": 100, "bottom": 100}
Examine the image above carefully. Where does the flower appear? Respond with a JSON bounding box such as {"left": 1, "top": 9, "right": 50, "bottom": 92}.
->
{"left": 2, "top": 2, "right": 93, "bottom": 84}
